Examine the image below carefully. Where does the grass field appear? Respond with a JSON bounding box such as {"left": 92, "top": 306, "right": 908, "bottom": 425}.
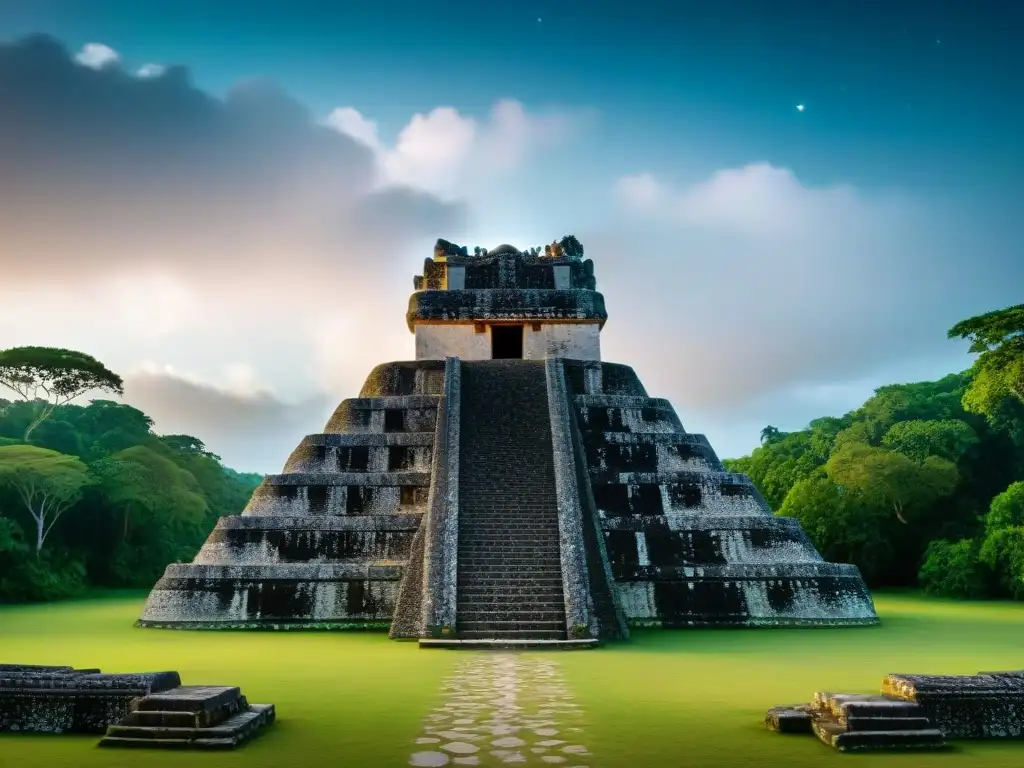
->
{"left": 2, "top": 591, "right": 1024, "bottom": 767}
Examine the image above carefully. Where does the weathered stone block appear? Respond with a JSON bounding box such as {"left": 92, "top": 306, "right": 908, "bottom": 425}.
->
{"left": 883, "top": 673, "right": 1024, "bottom": 738}
{"left": 764, "top": 705, "right": 813, "bottom": 733}
{"left": 0, "top": 670, "right": 181, "bottom": 734}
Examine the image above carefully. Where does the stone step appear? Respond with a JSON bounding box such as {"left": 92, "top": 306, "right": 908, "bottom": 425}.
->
{"left": 458, "top": 543, "right": 562, "bottom": 552}
{"left": 456, "top": 601, "right": 564, "bottom": 612}
{"left": 97, "top": 737, "right": 237, "bottom": 750}
{"left": 458, "top": 552, "right": 561, "bottom": 560}
{"left": 460, "top": 534, "right": 559, "bottom": 541}
{"left": 458, "top": 504, "right": 557, "bottom": 510}
{"left": 459, "top": 556, "right": 562, "bottom": 564}
{"left": 420, "top": 638, "right": 598, "bottom": 650}
{"left": 459, "top": 572, "right": 563, "bottom": 581}
{"left": 458, "top": 628, "right": 566, "bottom": 640}
{"left": 812, "top": 718, "right": 946, "bottom": 752}
{"left": 458, "top": 582, "right": 564, "bottom": 594}
{"left": 458, "top": 506, "right": 557, "bottom": 512}
{"left": 458, "top": 578, "right": 564, "bottom": 589}
{"left": 458, "top": 619, "right": 565, "bottom": 631}
{"left": 458, "top": 597, "right": 565, "bottom": 608}
{"left": 460, "top": 514, "right": 561, "bottom": 520}
{"left": 460, "top": 577, "right": 565, "bottom": 581}
{"left": 844, "top": 715, "right": 934, "bottom": 732}
{"left": 134, "top": 686, "right": 242, "bottom": 713}
{"left": 459, "top": 573, "right": 563, "bottom": 582}
{"left": 100, "top": 704, "right": 275, "bottom": 750}
{"left": 459, "top": 527, "right": 560, "bottom": 534}
{"left": 456, "top": 600, "right": 566, "bottom": 611}
{"left": 764, "top": 705, "right": 813, "bottom": 734}
{"left": 459, "top": 565, "right": 562, "bottom": 573}
{"left": 460, "top": 554, "right": 562, "bottom": 562}
{"left": 458, "top": 518, "right": 560, "bottom": 524}
{"left": 459, "top": 570, "right": 563, "bottom": 579}
{"left": 459, "top": 518, "right": 560, "bottom": 524}
{"left": 815, "top": 693, "right": 923, "bottom": 719}
{"left": 122, "top": 696, "right": 249, "bottom": 728}
{"left": 458, "top": 529, "right": 561, "bottom": 536}
{"left": 460, "top": 528, "right": 559, "bottom": 534}
{"left": 458, "top": 610, "right": 566, "bottom": 623}
{"left": 459, "top": 567, "right": 563, "bottom": 575}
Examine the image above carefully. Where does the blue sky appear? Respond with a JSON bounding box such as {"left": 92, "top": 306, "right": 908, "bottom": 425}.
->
{"left": 6, "top": 0, "right": 1020, "bottom": 189}
{"left": 1, "top": 0, "right": 1021, "bottom": 471}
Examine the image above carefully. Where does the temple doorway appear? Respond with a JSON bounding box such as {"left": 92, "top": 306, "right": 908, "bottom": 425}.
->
{"left": 491, "top": 324, "right": 524, "bottom": 359}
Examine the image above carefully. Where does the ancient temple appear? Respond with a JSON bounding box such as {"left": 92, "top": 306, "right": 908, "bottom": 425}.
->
{"left": 138, "top": 236, "right": 878, "bottom": 643}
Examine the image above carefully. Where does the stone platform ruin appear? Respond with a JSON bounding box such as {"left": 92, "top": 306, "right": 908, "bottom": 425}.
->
{"left": 0, "top": 664, "right": 273, "bottom": 748}
{"left": 767, "top": 670, "right": 1024, "bottom": 752}
{"left": 100, "top": 685, "right": 275, "bottom": 749}
{"left": 138, "top": 236, "right": 878, "bottom": 643}
{"left": 0, "top": 664, "right": 181, "bottom": 734}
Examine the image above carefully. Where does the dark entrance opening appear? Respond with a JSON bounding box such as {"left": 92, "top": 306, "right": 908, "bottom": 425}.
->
{"left": 490, "top": 324, "right": 524, "bottom": 359}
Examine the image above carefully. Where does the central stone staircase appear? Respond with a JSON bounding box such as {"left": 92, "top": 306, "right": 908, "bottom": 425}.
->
{"left": 455, "top": 360, "right": 568, "bottom": 642}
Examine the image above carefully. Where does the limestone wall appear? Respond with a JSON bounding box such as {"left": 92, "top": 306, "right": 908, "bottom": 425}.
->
{"left": 524, "top": 323, "right": 600, "bottom": 361}
{"left": 414, "top": 322, "right": 601, "bottom": 361}
{"left": 415, "top": 324, "right": 490, "bottom": 360}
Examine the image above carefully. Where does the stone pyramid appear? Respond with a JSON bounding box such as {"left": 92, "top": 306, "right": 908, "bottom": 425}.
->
{"left": 139, "top": 237, "right": 878, "bottom": 641}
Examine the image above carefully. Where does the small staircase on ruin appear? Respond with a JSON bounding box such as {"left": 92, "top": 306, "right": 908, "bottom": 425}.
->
{"left": 454, "top": 360, "right": 569, "bottom": 643}
{"left": 99, "top": 685, "right": 275, "bottom": 749}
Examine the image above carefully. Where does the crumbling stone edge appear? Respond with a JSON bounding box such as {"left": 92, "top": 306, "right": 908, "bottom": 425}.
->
{"left": 564, "top": 373, "right": 630, "bottom": 640}
{"left": 545, "top": 358, "right": 595, "bottom": 638}
{"left": 421, "top": 356, "right": 461, "bottom": 637}
{"left": 388, "top": 518, "right": 429, "bottom": 639}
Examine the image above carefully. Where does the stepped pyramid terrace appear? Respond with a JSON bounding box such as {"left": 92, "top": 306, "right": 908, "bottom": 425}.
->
{"left": 138, "top": 236, "right": 879, "bottom": 644}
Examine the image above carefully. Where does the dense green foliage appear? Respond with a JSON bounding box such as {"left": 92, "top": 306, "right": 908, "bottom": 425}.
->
{"left": 727, "top": 302, "right": 1024, "bottom": 599}
{"left": 0, "top": 396, "right": 263, "bottom": 602}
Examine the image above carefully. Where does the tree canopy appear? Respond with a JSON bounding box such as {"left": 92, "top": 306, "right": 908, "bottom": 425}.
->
{"left": 949, "top": 304, "right": 1024, "bottom": 436}
{"left": 724, "top": 302, "right": 1024, "bottom": 597}
{"left": 0, "top": 347, "right": 123, "bottom": 440}
{"left": 0, "top": 445, "right": 92, "bottom": 554}
{"left": 0, "top": 391, "right": 262, "bottom": 602}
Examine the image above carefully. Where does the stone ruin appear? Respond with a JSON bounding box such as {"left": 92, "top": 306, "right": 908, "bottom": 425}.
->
{"left": 767, "top": 671, "right": 1024, "bottom": 752}
{"left": 138, "top": 237, "right": 878, "bottom": 645}
{"left": 0, "top": 664, "right": 274, "bottom": 749}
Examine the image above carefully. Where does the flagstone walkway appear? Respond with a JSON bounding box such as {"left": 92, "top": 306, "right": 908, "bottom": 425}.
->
{"left": 409, "top": 653, "right": 592, "bottom": 767}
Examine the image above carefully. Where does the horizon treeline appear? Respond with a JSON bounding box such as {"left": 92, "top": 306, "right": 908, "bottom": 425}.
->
{"left": 0, "top": 397, "right": 263, "bottom": 602}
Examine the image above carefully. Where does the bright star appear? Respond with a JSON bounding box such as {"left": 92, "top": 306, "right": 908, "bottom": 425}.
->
{"left": 796, "top": 104, "right": 805, "bottom": 112}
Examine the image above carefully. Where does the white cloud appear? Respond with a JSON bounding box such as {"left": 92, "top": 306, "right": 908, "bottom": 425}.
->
{"left": 74, "top": 42, "right": 120, "bottom": 70}
{"left": 136, "top": 63, "right": 165, "bottom": 78}
{"left": 615, "top": 172, "right": 667, "bottom": 209}
{"left": 324, "top": 106, "right": 383, "bottom": 152}
{"left": 591, "top": 162, "right": 1019, "bottom": 414}
{"left": 326, "top": 98, "right": 572, "bottom": 196}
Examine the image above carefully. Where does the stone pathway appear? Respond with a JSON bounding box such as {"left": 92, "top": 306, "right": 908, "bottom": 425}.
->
{"left": 409, "top": 654, "right": 592, "bottom": 767}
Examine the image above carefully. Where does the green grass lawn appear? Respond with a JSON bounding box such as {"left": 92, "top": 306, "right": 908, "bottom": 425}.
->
{"left": 2, "top": 591, "right": 1024, "bottom": 767}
